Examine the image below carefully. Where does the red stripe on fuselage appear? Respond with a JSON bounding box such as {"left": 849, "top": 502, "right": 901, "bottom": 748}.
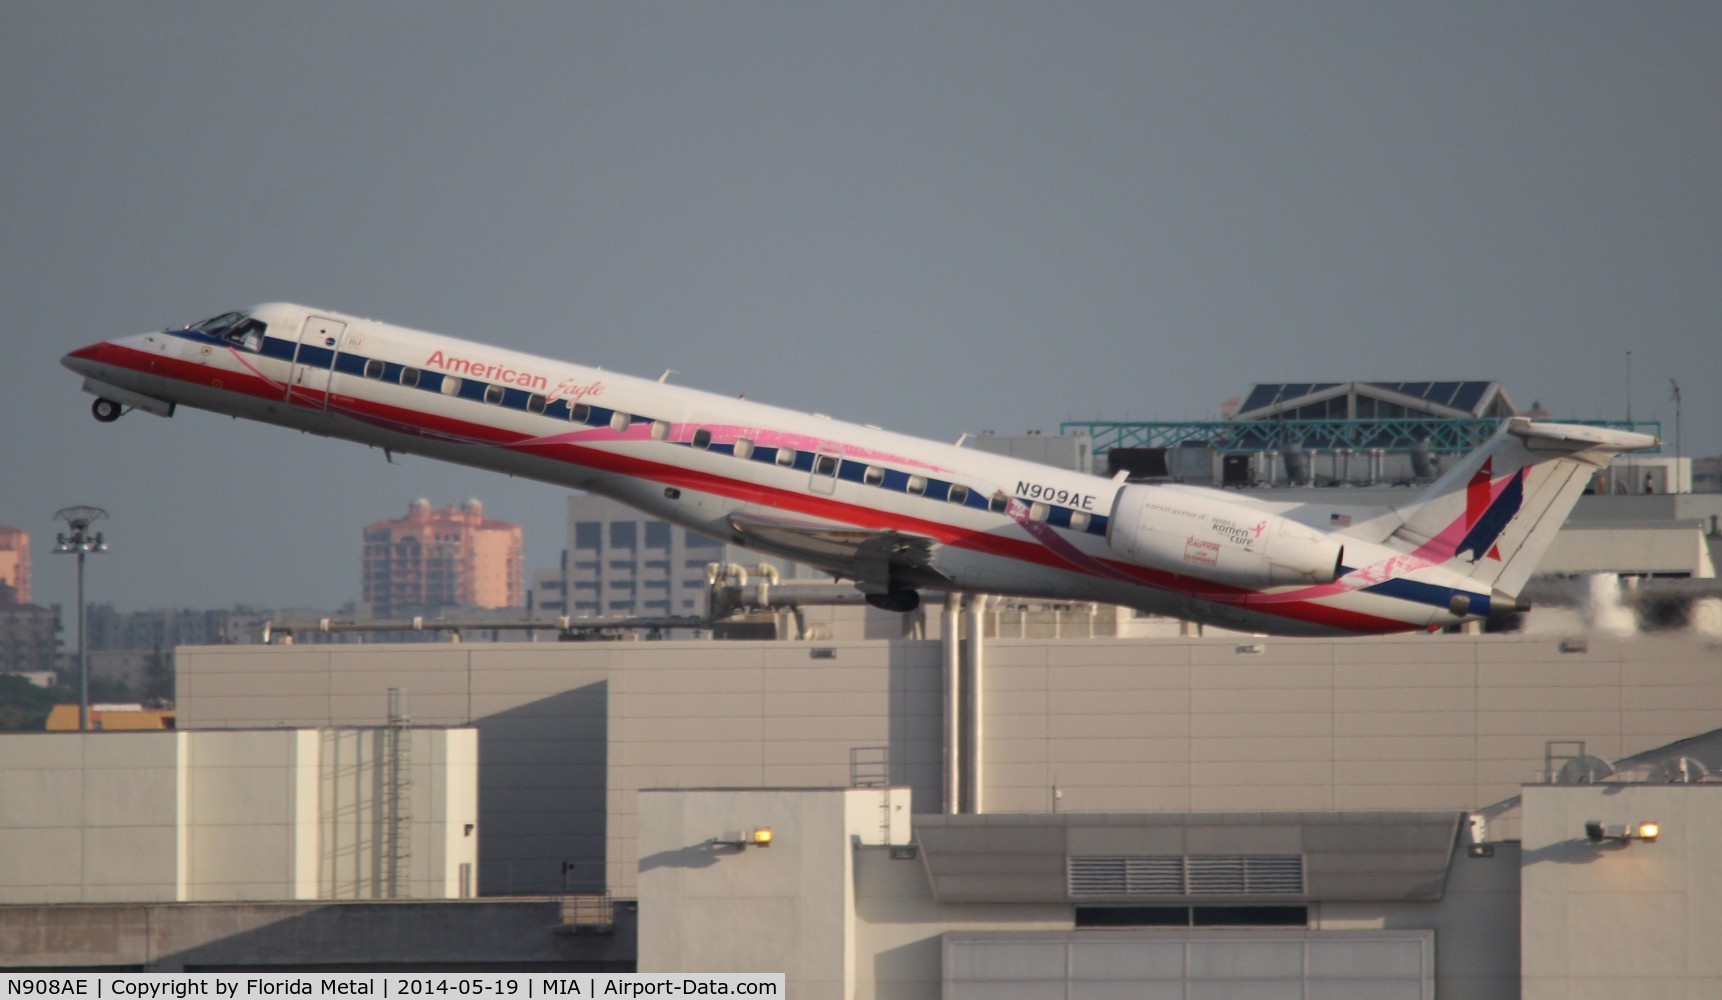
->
{"left": 84, "top": 340, "right": 1413, "bottom": 634}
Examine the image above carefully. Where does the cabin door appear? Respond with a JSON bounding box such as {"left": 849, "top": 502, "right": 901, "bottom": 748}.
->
{"left": 288, "top": 316, "right": 347, "bottom": 409}
{"left": 809, "top": 449, "right": 843, "bottom": 495}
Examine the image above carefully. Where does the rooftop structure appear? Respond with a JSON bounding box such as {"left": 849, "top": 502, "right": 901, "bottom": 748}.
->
{"left": 1061, "top": 379, "right": 1660, "bottom": 472}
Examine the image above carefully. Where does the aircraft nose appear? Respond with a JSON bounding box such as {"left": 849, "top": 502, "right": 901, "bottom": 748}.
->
{"left": 61, "top": 342, "right": 109, "bottom": 377}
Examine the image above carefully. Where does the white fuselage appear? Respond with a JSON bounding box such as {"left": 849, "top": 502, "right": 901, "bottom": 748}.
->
{"left": 63, "top": 303, "right": 1487, "bottom": 636}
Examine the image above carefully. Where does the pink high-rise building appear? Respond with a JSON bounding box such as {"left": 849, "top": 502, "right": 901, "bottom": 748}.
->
{"left": 0, "top": 526, "right": 29, "bottom": 604}
{"left": 362, "top": 500, "right": 522, "bottom": 617}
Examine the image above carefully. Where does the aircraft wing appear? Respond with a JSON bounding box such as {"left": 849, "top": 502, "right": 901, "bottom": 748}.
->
{"left": 724, "top": 512, "right": 949, "bottom": 587}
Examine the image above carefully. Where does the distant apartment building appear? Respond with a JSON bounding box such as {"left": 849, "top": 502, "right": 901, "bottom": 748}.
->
{"left": 0, "top": 602, "right": 59, "bottom": 676}
{"left": 530, "top": 493, "right": 818, "bottom": 619}
{"left": 362, "top": 500, "right": 523, "bottom": 617}
{"left": 0, "top": 526, "right": 29, "bottom": 604}
{"left": 530, "top": 494, "right": 725, "bottom": 618}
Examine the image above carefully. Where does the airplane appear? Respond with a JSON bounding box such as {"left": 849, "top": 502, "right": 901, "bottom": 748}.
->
{"left": 61, "top": 303, "right": 1657, "bottom": 636}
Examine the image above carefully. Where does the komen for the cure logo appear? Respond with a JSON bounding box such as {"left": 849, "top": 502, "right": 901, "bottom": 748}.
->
{"left": 1211, "top": 519, "right": 1268, "bottom": 546}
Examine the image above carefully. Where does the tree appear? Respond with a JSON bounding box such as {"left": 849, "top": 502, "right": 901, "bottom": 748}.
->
{"left": 0, "top": 675, "right": 64, "bottom": 731}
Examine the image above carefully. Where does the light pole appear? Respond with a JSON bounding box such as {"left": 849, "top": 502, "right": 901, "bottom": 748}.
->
{"left": 54, "top": 506, "right": 108, "bottom": 731}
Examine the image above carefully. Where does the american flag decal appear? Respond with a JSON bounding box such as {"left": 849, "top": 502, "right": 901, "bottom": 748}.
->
{"left": 1328, "top": 513, "right": 1352, "bottom": 528}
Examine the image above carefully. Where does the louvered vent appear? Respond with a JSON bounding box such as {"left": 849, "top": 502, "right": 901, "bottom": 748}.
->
{"left": 1068, "top": 855, "right": 1304, "bottom": 897}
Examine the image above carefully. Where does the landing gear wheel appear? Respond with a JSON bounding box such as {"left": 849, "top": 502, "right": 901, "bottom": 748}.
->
{"left": 91, "top": 398, "right": 123, "bottom": 423}
{"left": 865, "top": 589, "right": 921, "bottom": 613}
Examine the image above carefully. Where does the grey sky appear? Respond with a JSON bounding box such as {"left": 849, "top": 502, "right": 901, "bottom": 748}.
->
{"left": 4, "top": 2, "right": 1718, "bottom": 615}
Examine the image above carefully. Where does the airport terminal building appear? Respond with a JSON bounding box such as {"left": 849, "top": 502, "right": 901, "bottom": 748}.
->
{"left": 6, "top": 623, "right": 1722, "bottom": 998}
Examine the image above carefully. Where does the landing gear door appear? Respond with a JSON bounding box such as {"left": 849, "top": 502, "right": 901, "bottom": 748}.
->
{"left": 289, "top": 316, "right": 346, "bottom": 409}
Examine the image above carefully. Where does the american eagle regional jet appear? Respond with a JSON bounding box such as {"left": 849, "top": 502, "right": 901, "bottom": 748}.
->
{"left": 61, "top": 304, "right": 1654, "bottom": 636}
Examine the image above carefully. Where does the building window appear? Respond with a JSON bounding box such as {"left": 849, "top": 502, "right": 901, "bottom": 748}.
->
{"left": 575, "top": 522, "right": 602, "bottom": 549}
{"left": 645, "top": 522, "right": 671, "bottom": 548}
{"left": 610, "top": 522, "right": 637, "bottom": 549}
{"left": 1075, "top": 906, "right": 1308, "bottom": 928}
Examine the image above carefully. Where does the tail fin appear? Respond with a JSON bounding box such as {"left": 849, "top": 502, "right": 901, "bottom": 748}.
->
{"left": 1385, "top": 419, "right": 1657, "bottom": 596}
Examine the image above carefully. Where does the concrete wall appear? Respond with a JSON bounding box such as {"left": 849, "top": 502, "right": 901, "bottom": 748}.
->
{"left": 174, "top": 631, "right": 1722, "bottom": 898}
{"left": 0, "top": 728, "right": 477, "bottom": 904}
{"left": 0, "top": 898, "right": 634, "bottom": 972}
{"left": 636, "top": 788, "right": 908, "bottom": 997}
{"left": 1520, "top": 784, "right": 1722, "bottom": 999}
{"left": 643, "top": 788, "right": 1507, "bottom": 999}
{"left": 943, "top": 930, "right": 1435, "bottom": 999}
{"left": 0, "top": 732, "right": 181, "bottom": 903}
{"left": 1316, "top": 841, "right": 1521, "bottom": 1000}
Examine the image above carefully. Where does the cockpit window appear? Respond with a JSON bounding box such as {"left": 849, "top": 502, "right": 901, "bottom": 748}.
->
{"left": 189, "top": 312, "right": 265, "bottom": 351}
{"left": 190, "top": 312, "right": 246, "bottom": 336}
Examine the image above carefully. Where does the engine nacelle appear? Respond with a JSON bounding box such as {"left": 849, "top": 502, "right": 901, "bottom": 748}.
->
{"left": 1106, "top": 486, "right": 1344, "bottom": 589}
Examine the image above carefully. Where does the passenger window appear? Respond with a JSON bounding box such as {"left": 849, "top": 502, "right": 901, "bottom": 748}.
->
{"left": 364, "top": 359, "right": 385, "bottom": 380}
{"left": 733, "top": 437, "right": 754, "bottom": 460}
{"left": 1029, "top": 501, "right": 1050, "bottom": 522}
{"left": 651, "top": 420, "right": 670, "bottom": 441}
{"left": 527, "top": 393, "right": 547, "bottom": 414}
{"left": 570, "top": 403, "right": 591, "bottom": 423}
{"left": 400, "top": 367, "right": 420, "bottom": 388}
{"left": 863, "top": 466, "right": 884, "bottom": 487}
{"left": 1069, "top": 511, "right": 1091, "bottom": 532}
{"left": 948, "top": 485, "right": 969, "bottom": 506}
{"left": 906, "top": 476, "right": 927, "bottom": 496}
{"left": 692, "top": 428, "right": 713, "bottom": 449}
{"left": 989, "top": 492, "right": 1010, "bottom": 514}
{"left": 610, "top": 411, "right": 631, "bottom": 432}
{"left": 775, "top": 448, "right": 797, "bottom": 468}
{"left": 440, "top": 376, "right": 462, "bottom": 397}
{"left": 484, "top": 385, "right": 505, "bottom": 405}
{"left": 814, "top": 454, "right": 840, "bottom": 477}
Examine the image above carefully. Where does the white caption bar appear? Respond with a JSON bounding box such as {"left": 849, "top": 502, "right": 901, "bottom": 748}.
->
{"left": 4, "top": 975, "right": 783, "bottom": 1000}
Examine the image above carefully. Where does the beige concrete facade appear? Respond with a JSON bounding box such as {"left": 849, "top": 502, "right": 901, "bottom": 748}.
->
{"left": 173, "top": 631, "right": 1722, "bottom": 900}
{"left": 638, "top": 787, "right": 1513, "bottom": 999}
{"left": 1519, "top": 784, "right": 1722, "bottom": 999}
{"left": 0, "top": 727, "right": 478, "bottom": 904}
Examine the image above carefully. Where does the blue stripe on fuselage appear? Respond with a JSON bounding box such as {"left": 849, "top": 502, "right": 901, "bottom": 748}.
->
{"left": 1363, "top": 576, "right": 1491, "bottom": 617}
